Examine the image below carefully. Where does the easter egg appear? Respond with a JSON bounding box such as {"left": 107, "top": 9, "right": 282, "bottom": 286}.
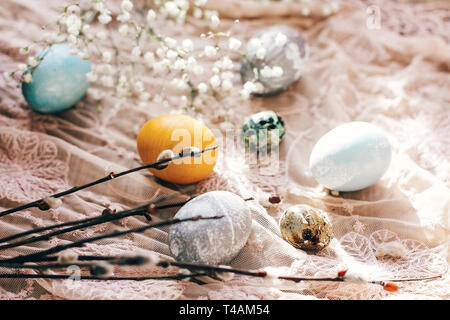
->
{"left": 309, "top": 121, "right": 392, "bottom": 192}
{"left": 279, "top": 204, "right": 333, "bottom": 251}
{"left": 22, "top": 43, "right": 91, "bottom": 113}
{"left": 137, "top": 114, "right": 218, "bottom": 184}
{"left": 168, "top": 191, "right": 252, "bottom": 265}
{"left": 241, "top": 110, "right": 286, "bottom": 152}
{"left": 240, "top": 25, "right": 308, "bottom": 96}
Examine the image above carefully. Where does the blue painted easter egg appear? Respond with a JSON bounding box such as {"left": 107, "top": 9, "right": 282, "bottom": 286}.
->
{"left": 22, "top": 44, "right": 91, "bottom": 113}
{"left": 309, "top": 122, "right": 392, "bottom": 192}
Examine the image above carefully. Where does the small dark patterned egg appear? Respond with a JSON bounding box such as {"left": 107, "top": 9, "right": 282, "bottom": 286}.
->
{"left": 241, "top": 110, "right": 286, "bottom": 152}
{"left": 279, "top": 205, "right": 333, "bottom": 251}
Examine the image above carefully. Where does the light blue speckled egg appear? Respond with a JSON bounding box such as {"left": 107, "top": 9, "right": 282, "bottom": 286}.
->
{"left": 22, "top": 44, "right": 91, "bottom": 114}
{"left": 309, "top": 121, "right": 392, "bottom": 192}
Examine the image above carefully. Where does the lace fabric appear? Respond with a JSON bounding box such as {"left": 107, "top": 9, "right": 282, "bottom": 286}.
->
{"left": 0, "top": 0, "right": 449, "bottom": 299}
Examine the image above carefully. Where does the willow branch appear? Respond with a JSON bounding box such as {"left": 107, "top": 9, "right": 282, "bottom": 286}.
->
{"left": 0, "top": 199, "right": 191, "bottom": 251}
{"left": 0, "top": 273, "right": 209, "bottom": 281}
{"left": 1, "top": 215, "right": 223, "bottom": 264}
{"left": 0, "top": 145, "right": 218, "bottom": 217}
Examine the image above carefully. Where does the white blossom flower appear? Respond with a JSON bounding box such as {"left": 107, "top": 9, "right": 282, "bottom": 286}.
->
{"left": 117, "top": 10, "right": 131, "bottom": 23}
{"left": 260, "top": 65, "right": 284, "bottom": 78}
{"left": 272, "top": 66, "right": 283, "bottom": 77}
{"left": 221, "top": 71, "right": 234, "bottom": 81}
{"left": 98, "top": 13, "right": 112, "bottom": 24}
{"left": 256, "top": 47, "right": 266, "bottom": 59}
{"left": 301, "top": 7, "right": 311, "bottom": 16}
{"left": 193, "top": 7, "right": 202, "bottom": 19}
{"left": 17, "top": 63, "right": 27, "bottom": 72}
{"left": 146, "top": 9, "right": 156, "bottom": 22}
{"left": 166, "top": 49, "right": 178, "bottom": 61}
{"left": 139, "top": 92, "right": 150, "bottom": 101}
{"left": 204, "top": 9, "right": 218, "bottom": 20}
{"left": 77, "top": 50, "right": 89, "bottom": 60}
{"left": 144, "top": 52, "right": 155, "bottom": 65}
{"left": 195, "top": 0, "right": 208, "bottom": 6}
{"left": 134, "top": 80, "right": 145, "bottom": 92}
{"left": 186, "top": 56, "right": 197, "bottom": 69}
{"left": 93, "top": 1, "right": 105, "bottom": 12}
{"left": 228, "top": 37, "right": 242, "bottom": 50}
{"left": 192, "top": 65, "right": 204, "bottom": 75}
{"left": 173, "top": 58, "right": 186, "bottom": 70}
{"left": 275, "top": 32, "right": 287, "bottom": 47}
{"left": 101, "top": 75, "right": 114, "bottom": 87}
{"left": 118, "top": 24, "right": 129, "bottom": 37}
{"left": 121, "top": 0, "right": 133, "bottom": 12}
{"left": 88, "top": 88, "right": 104, "bottom": 100}
{"left": 204, "top": 45, "right": 217, "bottom": 57}
{"left": 67, "top": 5, "right": 80, "bottom": 15}
{"left": 221, "top": 79, "right": 233, "bottom": 91}
{"left": 156, "top": 47, "right": 166, "bottom": 59}
{"left": 23, "top": 73, "right": 32, "bottom": 83}
{"left": 131, "top": 46, "right": 141, "bottom": 58}
{"left": 68, "top": 34, "right": 78, "bottom": 44}
{"left": 181, "top": 39, "right": 194, "bottom": 52}
{"left": 102, "top": 51, "right": 112, "bottom": 63}
{"left": 164, "top": 37, "right": 177, "bottom": 49}
{"left": 249, "top": 38, "right": 263, "bottom": 50}
{"left": 82, "top": 24, "right": 91, "bottom": 35}
{"left": 240, "top": 81, "right": 258, "bottom": 99}
{"left": 197, "top": 82, "right": 208, "bottom": 93}
{"left": 216, "top": 56, "right": 233, "bottom": 70}
{"left": 101, "top": 64, "right": 115, "bottom": 75}
{"left": 171, "top": 78, "right": 189, "bottom": 91}
{"left": 2, "top": 72, "right": 12, "bottom": 83}
{"left": 164, "top": 1, "right": 180, "bottom": 18}
{"left": 19, "top": 47, "right": 29, "bottom": 55}
{"left": 27, "top": 56, "right": 38, "bottom": 67}
{"left": 210, "top": 15, "right": 220, "bottom": 29}
{"left": 209, "top": 75, "right": 221, "bottom": 89}
{"left": 66, "top": 14, "right": 82, "bottom": 35}
{"left": 86, "top": 71, "right": 98, "bottom": 82}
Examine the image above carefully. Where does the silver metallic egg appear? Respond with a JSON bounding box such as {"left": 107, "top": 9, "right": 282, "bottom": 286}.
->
{"left": 241, "top": 25, "right": 309, "bottom": 96}
{"left": 279, "top": 204, "right": 333, "bottom": 251}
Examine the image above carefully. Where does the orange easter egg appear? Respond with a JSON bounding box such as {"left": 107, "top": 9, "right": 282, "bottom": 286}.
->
{"left": 137, "top": 114, "right": 218, "bottom": 184}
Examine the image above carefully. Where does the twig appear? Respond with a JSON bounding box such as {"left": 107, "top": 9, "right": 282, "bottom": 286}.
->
{"left": 0, "top": 253, "right": 443, "bottom": 293}
{"left": 0, "top": 145, "right": 218, "bottom": 217}
{"left": 0, "top": 194, "right": 255, "bottom": 251}
{"left": 0, "top": 273, "right": 209, "bottom": 281}
{"left": 1, "top": 215, "right": 223, "bottom": 264}
{"left": 0, "top": 199, "right": 191, "bottom": 251}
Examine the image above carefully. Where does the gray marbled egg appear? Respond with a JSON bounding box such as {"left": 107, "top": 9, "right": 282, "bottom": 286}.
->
{"left": 279, "top": 204, "right": 333, "bottom": 251}
{"left": 168, "top": 191, "right": 252, "bottom": 265}
{"left": 241, "top": 25, "right": 309, "bottom": 96}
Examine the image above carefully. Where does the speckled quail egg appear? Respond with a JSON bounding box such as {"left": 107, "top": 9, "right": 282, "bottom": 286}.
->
{"left": 279, "top": 204, "right": 333, "bottom": 251}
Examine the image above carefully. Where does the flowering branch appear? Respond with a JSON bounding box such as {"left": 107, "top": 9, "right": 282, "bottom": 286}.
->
{"left": 0, "top": 252, "right": 423, "bottom": 292}
{"left": 0, "top": 145, "right": 218, "bottom": 218}
{"left": 1, "top": 215, "right": 223, "bottom": 264}
{"left": 0, "top": 198, "right": 191, "bottom": 251}
{"left": 0, "top": 273, "right": 209, "bottom": 281}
